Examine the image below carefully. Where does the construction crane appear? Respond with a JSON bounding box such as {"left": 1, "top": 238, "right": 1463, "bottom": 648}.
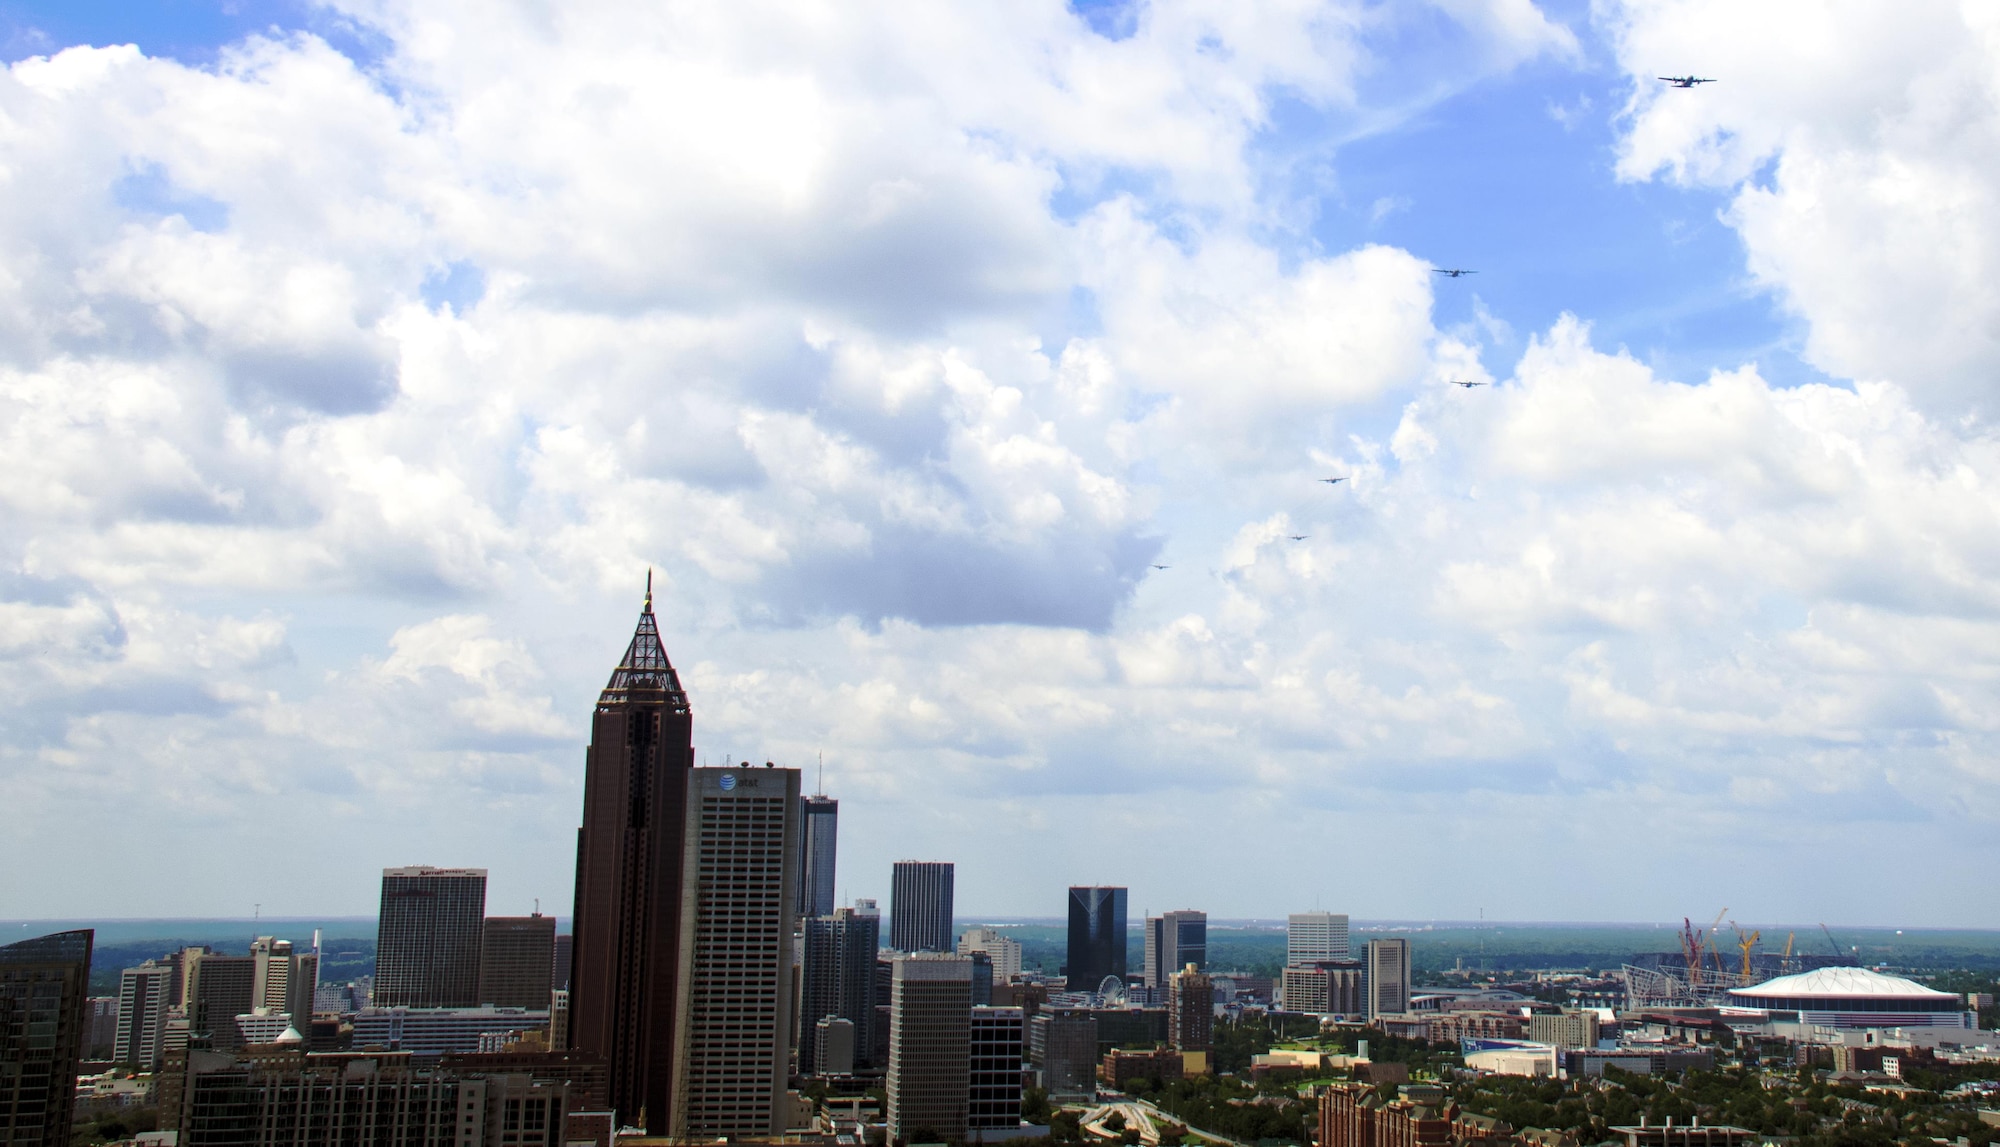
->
{"left": 1680, "top": 909, "right": 1728, "bottom": 976}
{"left": 1782, "top": 932, "right": 1796, "bottom": 973}
{"left": 1731, "top": 922, "right": 1761, "bottom": 979}
{"left": 1820, "top": 923, "right": 1843, "bottom": 959}
{"left": 1705, "top": 908, "right": 1729, "bottom": 974}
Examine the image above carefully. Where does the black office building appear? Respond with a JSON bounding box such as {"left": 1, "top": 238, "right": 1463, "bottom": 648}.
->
{"left": 889, "top": 861, "right": 954, "bottom": 953}
{"left": 1065, "top": 886, "right": 1127, "bottom": 991}
{"left": 797, "top": 907, "right": 880, "bottom": 1075}
{"left": 0, "top": 930, "right": 93, "bottom": 1147}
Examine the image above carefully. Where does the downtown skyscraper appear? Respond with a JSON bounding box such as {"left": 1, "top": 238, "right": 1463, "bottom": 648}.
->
{"left": 1066, "top": 886, "right": 1127, "bottom": 991}
{"left": 1142, "top": 910, "right": 1207, "bottom": 988}
{"left": 798, "top": 791, "right": 838, "bottom": 919}
{"left": 374, "top": 867, "right": 486, "bottom": 1007}
{"left": 569, "top": 578, "right": 695, "bottom": 1133}
{"left": 668, "top": 766, "right": 801, "bottom": 1137}
{"left": 889, "top": 861, "right": 954, "bottom": 953}
{"left": 799, "top": 905, "right": 881, "bottom": 1075}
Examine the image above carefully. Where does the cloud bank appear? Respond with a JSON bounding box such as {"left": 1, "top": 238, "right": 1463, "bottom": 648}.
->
{"left": 3, "top": 0, "right": 1997, "bottom": 925}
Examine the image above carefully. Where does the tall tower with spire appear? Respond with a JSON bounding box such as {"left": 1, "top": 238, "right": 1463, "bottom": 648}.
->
{"left": 568, "top": 573, "right": 694, "bottom": 1132}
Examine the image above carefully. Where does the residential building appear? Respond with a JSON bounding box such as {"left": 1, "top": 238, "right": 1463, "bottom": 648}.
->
{"left": 1142, "top": 911, "right": 1207, "bottom": 989}
{"left": 1066, "top": 887, "right": 1127, "bottom": 991}
{"left": 1167, "top": 964, "right": 1213, "bottom": 1052}
{"left": 667, "top": 766, "right": 800, "bottom": 1139}
{"left": 1028, "top": 1012, "right": 1097, "bottom": 1099}
{"left": 1319, "top": 1083, "right": 1451, "bottom": 1147}
{"left": 1378, "top": 1011, "right": 1525, "bottom": 1043}
{"left": 185, "top": 952, "right": 257, "bottom": 1052}
{"left": 799, "top": 792, "right": 838, "bottom": 919}
{"left": 814, "top": 1018, "right": 856, "bottom": 1075}
{"left": 375, "top": 867, "right": 488, "bottom": 1008}
{"left": 956, "top": 927, "right": 1024, "bottom": 982}
{"left": 480, "top": 915, "right": 557, "bottom": 1010}
{"left": 0, "top": 930, "right": 93, "bottom": 1147}
{"left": 84, "top": 996, "right": 118, "bottom": 1060}
{"left": 569, "top": 577, "right": 695, "bottom": 1134}
{"left": 886, "top": 954, "right": 973, "bottom": 1144}
{"left": 1278, "top": 962, "right": 1364, "bottom": 1015}
{"left": 1287, "top": 912, "right": 1350, "bottom": 966}
{"left": 1365, "top": 937, "right": 1411, "bottom": 1020}
{"left": 115, "top": 962, "right": 175, "bottom": 1068}
{"left": 1527, "top": 1009, "right": 1602, "bottom": 1050}
{"left": 890, "top": 862, "right": 955, "bottom": 953}
{"left": 248, "top": 936, "right": 318, "bottom": 1024}
{"left": 968, "top": 1006, "right": 1025, "bottom": 1131}
{"left": 798, "top": 905, "right": 880, "bottom": 1076}
{"left": 548, "top": 991, "right": 569, "bottom": 1052}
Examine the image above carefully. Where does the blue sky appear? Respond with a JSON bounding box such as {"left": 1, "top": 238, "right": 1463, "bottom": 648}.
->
{"left": 1, "top": 0, "right": 1800, "bottom": 388}
{"left": 2, "top": 0, "right": 1997, "bottom": 926}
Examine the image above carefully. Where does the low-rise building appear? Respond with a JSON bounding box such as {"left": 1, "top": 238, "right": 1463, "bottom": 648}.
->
{"left": 350, "top": 1007, "right": 550, "bottom": 1055}
{"left": 161, "top": 1047, "right": 576, "bottom": 1147}
{"left": 1097, "top": 1047, "right": 1182, "bottom": 1091}
{"left": 1564, "top": 1047, "right": 1714, "bottom": 1077}
{"left": 1318, "top": 1082, "right": 1449, "bottom": 1147}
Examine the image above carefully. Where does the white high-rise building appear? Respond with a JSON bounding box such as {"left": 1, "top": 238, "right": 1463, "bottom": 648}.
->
{"left": 955, "top": 928, "right": 1024, "bottom": 982}
{"left": 114, "top": 962, "right": 173, "bottom": 1067}
{"left": 668, "top": 766, "right": 801, "bottom": 1139}
{"left": 1286, "top": 911, "right": 1350, "bottom": 966}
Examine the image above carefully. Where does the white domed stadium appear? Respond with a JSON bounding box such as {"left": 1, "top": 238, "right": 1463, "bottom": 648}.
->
{"left": 1727, "top": 966, "right": 1971, "bottom": 1030}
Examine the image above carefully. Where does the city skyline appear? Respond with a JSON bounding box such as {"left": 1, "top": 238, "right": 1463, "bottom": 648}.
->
{"left": 6, "top": 0, "right": 2000, "bottom": 929}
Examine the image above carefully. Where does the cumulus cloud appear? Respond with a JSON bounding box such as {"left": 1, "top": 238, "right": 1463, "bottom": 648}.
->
{"left": 4, "top": 0, "right": 1997, "bottom": 923}
{"left": 1605, "top": 0, "right": 2000, "bottom": 419}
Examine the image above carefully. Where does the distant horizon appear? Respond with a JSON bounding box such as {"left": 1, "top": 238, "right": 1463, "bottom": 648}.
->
{"left": 8, "top": 915, "right": 1996, "bottom": 935}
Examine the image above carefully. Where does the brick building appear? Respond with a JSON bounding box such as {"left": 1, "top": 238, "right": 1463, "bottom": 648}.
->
{"left": 1096, "top": 1048, "right": 1183, "bottom": 1091}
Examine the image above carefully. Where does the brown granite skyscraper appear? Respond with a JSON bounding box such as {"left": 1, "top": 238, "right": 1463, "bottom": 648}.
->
{"left": 568, "top": 575, "right": 693, "bottom": 1132}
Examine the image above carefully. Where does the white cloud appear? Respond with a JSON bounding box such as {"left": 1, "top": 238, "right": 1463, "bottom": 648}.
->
{"left": 1605, "top": 0, "right": 2000, "bottom": 419}
{"left": 5, "top": 0, "right": 1999, "bottom": 924}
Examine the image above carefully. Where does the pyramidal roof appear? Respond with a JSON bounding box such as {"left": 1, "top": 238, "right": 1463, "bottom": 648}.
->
{"left": 600, "top": 572, "right": 690, "bottom": 713}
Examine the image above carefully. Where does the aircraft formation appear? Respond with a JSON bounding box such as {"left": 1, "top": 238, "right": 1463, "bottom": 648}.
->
{"left": 1149, "top": 72, "right": 1714, "bottom": 573}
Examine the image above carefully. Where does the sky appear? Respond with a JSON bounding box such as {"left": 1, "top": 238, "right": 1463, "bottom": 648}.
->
{"left": 4, "top": 0, "right": 2000, "bottom": 928}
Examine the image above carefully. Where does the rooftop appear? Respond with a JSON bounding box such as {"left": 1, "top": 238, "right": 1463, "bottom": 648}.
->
{"left": 1729, "top": 966, "right": 1958, "bottom": 1001}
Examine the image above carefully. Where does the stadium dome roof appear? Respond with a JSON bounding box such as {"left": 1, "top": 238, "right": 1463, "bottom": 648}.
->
{"left": 1728, "top": 966, "right": 1956, "bottom": 1001}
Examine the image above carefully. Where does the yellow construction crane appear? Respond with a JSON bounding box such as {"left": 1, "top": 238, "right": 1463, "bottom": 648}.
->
{"left": 1731, "top": 922, "right": 1761, "bottom": 978}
